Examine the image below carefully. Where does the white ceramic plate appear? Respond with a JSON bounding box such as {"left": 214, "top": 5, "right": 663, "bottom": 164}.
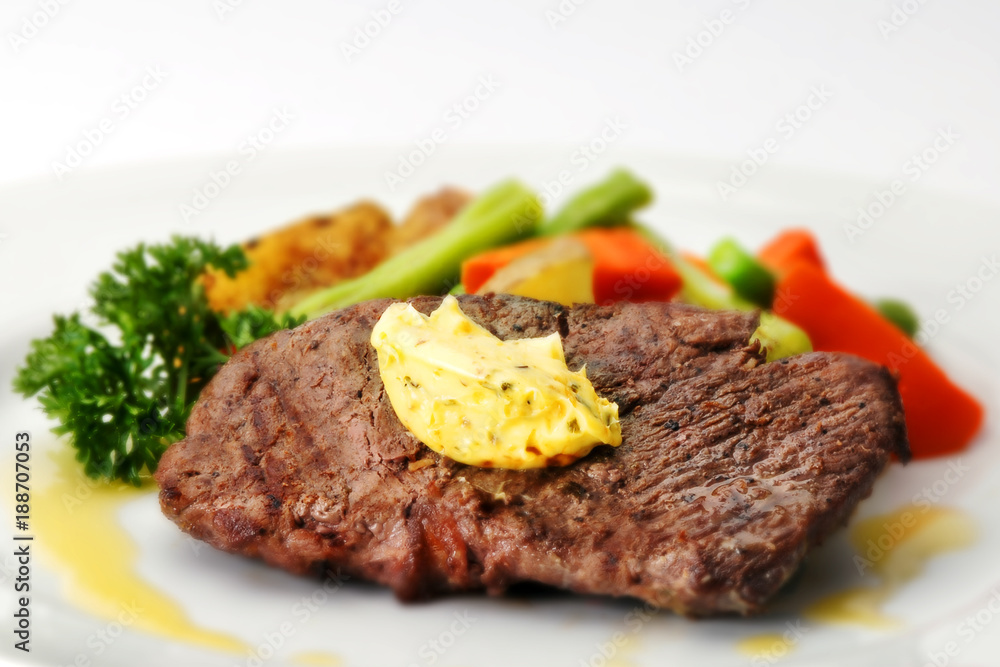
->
{"left": 1, "top": 147, "right": 998, "bottom": 667}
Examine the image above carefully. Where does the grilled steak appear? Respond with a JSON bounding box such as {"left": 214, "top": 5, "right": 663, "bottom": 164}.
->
{"left": 156, "top": 294, "right": 908, "bottom": 615}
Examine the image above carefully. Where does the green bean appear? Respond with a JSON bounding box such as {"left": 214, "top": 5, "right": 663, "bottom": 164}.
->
{"left": 874, "top": 298, "right": 919, "bottom": 338}
{"left": 537, "top": 169, "right": 653, "bottom": 236}
{"left": 752, "top": 312, "right": 814, "bottom": 362}
{"left": 707, "top": 238, "right": 776, "bottom": 308}
{"left": 632, "top": 223, "right": 812, "bottom": 362}
{"left": 291, "top": 180, "right": 542, "bottom": 319}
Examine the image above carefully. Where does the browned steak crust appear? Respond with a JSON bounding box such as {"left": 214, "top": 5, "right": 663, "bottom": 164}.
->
{"left": 155, "top": 294, "right": 908, "bottom": 615}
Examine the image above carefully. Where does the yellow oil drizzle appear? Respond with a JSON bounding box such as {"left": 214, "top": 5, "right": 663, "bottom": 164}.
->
{"left": 31, "top": 447, "right": 248, "bottom": 653}
{"left": 289, "top": 651, "right": 343, "bottom": 666}
{"left": 806, "top": 505, "right": 976, "bottom": 628}
{"left": 736, "top": 632, "right": 797, "bottom": 659}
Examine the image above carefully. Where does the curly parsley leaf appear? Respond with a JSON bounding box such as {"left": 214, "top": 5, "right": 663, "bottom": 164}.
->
{"left": 220, "top": 305, "right": 304, "bottom": 351}
{"left": 13, "top": 236, "right": 296, "bottom": 485}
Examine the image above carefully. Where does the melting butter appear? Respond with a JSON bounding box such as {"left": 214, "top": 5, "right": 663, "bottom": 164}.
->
{"left": 31, "top": 447, "right": 247, "bottom": 652}
{"left": 806, "top": 505, "right": 976, "bottom": 628}
{"left": 370, "top": 295, "right": 621, "bottom": 469}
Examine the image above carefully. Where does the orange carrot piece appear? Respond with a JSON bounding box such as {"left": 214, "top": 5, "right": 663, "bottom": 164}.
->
{"left": 576, "top": 228, "right": 682, "bottom": 305}
{"left": 460, "top": 236, "right": 550, "bottom": 293}
{"left": 775, "top": 262, "right": 983, "bottom": 459}
{"left": 759, "top": 228, "right": 826, "bottom": 274}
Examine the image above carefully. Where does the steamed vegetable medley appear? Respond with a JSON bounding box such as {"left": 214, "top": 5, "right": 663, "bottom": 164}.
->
{"left": 14, "top": 170, "right": 983, "bottom": 483}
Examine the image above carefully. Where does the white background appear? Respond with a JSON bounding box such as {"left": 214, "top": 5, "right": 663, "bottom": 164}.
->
{"left": 2, "top": 0, "right": 999, "bottom": 205}
{"left": 3, "top": 3, "right": 1000, "bottom": 666}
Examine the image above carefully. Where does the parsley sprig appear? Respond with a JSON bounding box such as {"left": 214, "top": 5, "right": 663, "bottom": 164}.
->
{"left": 13, "top": 236, "right": 301, "bottom": 484}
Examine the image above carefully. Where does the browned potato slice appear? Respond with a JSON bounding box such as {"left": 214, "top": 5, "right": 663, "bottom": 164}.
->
{"left": 476, "top": 236, "right": 596, "bottom": 306}
{"left": 389, "top": 187, "right": 471, "bottom": 252}
{"left": 203, "top": 187, "right": 471, "bottom": 315}
{"left": 203, "top": 201, "right": 393, "bottom": 314}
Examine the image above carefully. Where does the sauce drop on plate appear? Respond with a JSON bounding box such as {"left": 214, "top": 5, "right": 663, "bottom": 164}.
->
{"left": 806, "top": 505, "right": 976, "bottom": 628}
{"left": 32, "top": 448, "right": 248, "bottom": 652}
{"left": 290, "top": 650, "right": 343, "bottom": 666}
{"left": 736, "top": 632, "right": 797, "bottom": 659}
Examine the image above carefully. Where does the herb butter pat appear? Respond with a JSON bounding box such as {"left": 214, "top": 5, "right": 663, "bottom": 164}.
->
{"left": 370, "top": 296, "right": 622, "bottom": 469}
